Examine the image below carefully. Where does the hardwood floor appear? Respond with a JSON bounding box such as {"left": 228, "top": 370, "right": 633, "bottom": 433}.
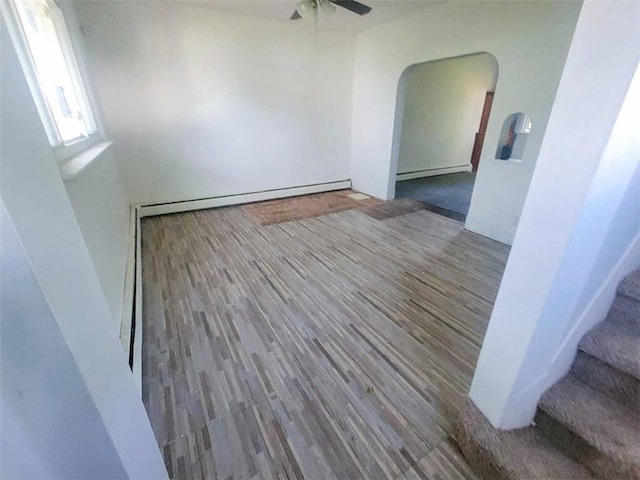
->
{"left": 141, "top": 195, "right": 510, "bottom": 480}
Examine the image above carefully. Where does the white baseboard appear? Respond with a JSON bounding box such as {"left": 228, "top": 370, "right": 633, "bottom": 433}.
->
{"left": 119, "top": 205, "right": 143, "bottom": 395}
{"left": 132, "top": 206, "right": 143, "bottom": 394}
{"left": 139, "top": 180, "right": 352, "bottom": 217}
{"left": 119, "top": 205, "right": 137, "bottom": 354}
{"left": 396, "top": 165, "right": 471, "bottom": 181}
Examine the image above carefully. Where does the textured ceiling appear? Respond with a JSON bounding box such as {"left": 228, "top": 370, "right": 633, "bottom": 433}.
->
{"left": 178, "top": 0, "right": 442, "bottom": 33}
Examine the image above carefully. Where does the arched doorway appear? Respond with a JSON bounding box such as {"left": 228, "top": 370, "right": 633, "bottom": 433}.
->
{"left": 389, "top": 52, "right": 499, "bottom": 221}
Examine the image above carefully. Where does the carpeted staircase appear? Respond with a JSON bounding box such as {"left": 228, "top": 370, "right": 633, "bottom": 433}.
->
{"left": 457, "top": 268, "right": 640, "bottom": 479}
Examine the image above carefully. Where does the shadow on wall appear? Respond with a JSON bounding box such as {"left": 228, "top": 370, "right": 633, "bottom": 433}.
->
{"left": 389, "top": 52, "right": 499, "bottom": 195}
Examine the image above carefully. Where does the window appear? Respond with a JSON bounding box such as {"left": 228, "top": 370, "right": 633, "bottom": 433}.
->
{"left": 5, "top": 0, "right": 97, "bottom": 150}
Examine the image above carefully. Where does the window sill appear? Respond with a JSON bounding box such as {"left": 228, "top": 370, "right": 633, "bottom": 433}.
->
{"left": 60, "top": 141, "right": 113, "bottom": 181}
{"left": 495, "top": 158, "right": 526, "bottom": 166}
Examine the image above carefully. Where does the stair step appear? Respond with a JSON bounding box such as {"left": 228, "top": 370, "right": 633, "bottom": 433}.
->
{"left": 571, "top": 350, "right": 640, "bottom": 412}
{"left": 457, "top": 399, "right": 596, "bottom": 480}
{"left": 579, "top": 299, "right": 640, "bottom": 379}
{"left": 606, "top": 292, "right": 640, "bottom": 326}
{"left": 619, "top": 268, "right": 640, "bottom": 302}
{"left": 539, "top": 374, "right": 640, "bottom": 479}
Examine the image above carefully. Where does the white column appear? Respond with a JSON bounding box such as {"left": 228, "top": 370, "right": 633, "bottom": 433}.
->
{"left": 470, "top": 0, "right": 640, "bottom": 429}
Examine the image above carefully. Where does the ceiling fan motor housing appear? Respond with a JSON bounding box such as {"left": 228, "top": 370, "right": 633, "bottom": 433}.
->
{"left": 292, "top": 0, "right": 371, "bottom": 20}
{"left": 296, "top": 0, "right": 335, "bottom": 19}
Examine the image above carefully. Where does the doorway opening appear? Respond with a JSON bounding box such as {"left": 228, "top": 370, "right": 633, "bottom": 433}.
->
{"left": 391, "top": 52, "right": 499, "bottom": 222}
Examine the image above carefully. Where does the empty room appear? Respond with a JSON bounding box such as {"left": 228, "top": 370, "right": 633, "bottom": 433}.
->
{"left": 2, "top": 1, "right": 639, "bottom": 479}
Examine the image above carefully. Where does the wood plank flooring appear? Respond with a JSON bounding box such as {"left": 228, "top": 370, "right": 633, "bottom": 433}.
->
{"left": 141, "top": 196, "right": 510, "bottom": 480}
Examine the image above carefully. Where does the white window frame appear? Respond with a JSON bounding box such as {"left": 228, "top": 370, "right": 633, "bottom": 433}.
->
{"left": 2, "top": 0, "right": 104, "bottom": 164}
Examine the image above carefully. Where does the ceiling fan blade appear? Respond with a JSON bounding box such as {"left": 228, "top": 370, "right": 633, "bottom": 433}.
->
{"left": 290, "top": 10, "right": 302, "bottom": 20}
{"left": 331, "top": 0, "right": 371, "bottom": 15}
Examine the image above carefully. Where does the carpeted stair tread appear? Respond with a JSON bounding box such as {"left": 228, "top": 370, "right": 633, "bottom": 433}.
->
{"left": 571, "top": 350, "right": 640, "bottom": 411}
{"left": 457, "top": 400, "right": 596, "bottom": 480}
{"left": 619, "top": 268, "right": 640, "bottom": 302}
{"left": 458, "top": 270, "right": 640, "bottom": 480}
{"left": 458, "top": 400, "right": 596, "bottom": 480}
{"left": 579, "top": 312, "right": 640, "bottom": 379}
{"left": 604, "top": 293, "right": 640, "bottom": 326}
{"left": 539, "top": 374, "right": 640, "bottom": 476}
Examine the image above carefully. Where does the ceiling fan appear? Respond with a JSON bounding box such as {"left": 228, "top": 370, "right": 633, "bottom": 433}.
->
{"left": 290, "top": 0, "right": 372, "bottom": 21}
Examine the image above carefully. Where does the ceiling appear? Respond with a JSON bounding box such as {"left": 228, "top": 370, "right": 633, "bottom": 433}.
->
{"left": 180, "top": 0, "right": 442, "bottom": 33}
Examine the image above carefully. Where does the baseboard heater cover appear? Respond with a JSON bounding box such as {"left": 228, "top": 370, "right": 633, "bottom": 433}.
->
{"left": 396, "top": 165, "right": 471, "bottom": 181}
{"left": 139, "top": 180, "right": 352, "bottom": 217}
{"left": 119, "top": 204, "right": 143, "bottom": 394}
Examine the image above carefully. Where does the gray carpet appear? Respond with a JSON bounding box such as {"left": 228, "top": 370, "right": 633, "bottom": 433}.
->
{"left": 457, "top": 268, "right": 640, "bottom": 479}
{"left": 395, "top": 172, "right": 476, "bottom": 217}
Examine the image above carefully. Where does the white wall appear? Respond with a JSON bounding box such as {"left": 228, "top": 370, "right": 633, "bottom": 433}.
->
{"left": 397, "top": 53, "right": 498, "bottom": 175}
{"left": 0, "top": 14, "right": 167, "bottom": 478}
{"left": 63, "top": 145, "right": 130, "bottom": 326}
{"left": 74, "top": 1, "right": 357, "bottom": 205}
{"left": 470, "top": 0, "right": 640, "bottom": 429}
{"left": 58, "top": 0, "right": 131, "bottom": 327}
{"left": 350, "top": 1, "right": 582, "bottom": 244}
{"left": 1, "top": 201, "right": 127, "bottom": 479}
